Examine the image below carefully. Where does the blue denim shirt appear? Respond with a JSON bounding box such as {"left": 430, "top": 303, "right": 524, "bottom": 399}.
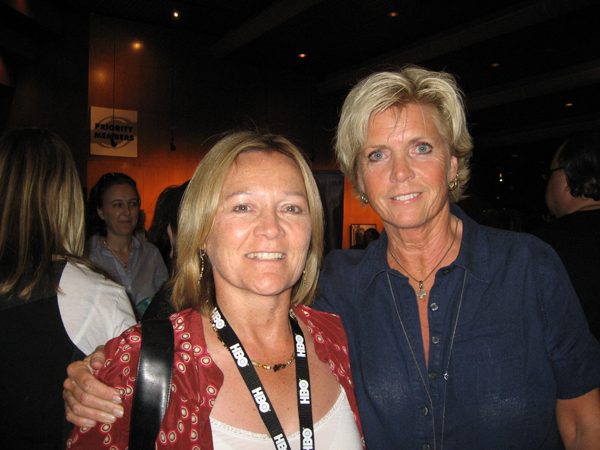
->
{"left": 315, "top": 206, "right": 600, "bottom": 449}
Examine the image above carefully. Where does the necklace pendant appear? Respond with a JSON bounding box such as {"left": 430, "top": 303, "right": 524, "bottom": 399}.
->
{"left": 417, "top": 281, "right": 427, "bottom": 299}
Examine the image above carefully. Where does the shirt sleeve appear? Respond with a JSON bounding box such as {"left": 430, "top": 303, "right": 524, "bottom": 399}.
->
{"left": 110, "top": 289, "right": 138, "bottom": 338}
{"left": 536, "top": 242, "right": 600, "bottom": 398}
{"left": 58, "top": 262, "right": 137, "bottom": 356}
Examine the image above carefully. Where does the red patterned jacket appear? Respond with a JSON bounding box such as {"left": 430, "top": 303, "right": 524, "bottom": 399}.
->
{"left": 67, "top": 305, "right": 364, "bottom": 449}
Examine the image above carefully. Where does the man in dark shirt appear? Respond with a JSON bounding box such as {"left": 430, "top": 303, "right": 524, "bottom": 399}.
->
{"left": 535, "top": 131, "right": 600, "bottom": 341}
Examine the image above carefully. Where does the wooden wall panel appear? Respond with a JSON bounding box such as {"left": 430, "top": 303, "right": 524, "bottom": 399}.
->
{"left": 87, "top": 15, "right": 380, "bottom": 247}
{"left": 87, "top": 152, "right": 200, "bottom": 230}
{"left": 87, "top": 14, "right": 336, "bottom": 228}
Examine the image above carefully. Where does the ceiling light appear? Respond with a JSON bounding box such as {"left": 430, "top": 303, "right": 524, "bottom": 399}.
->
{"left": 388, "top": 11, "right": 398, "bottom": 17}
{"left": 132, "top": 41, "right": 143, "bottom": 51}
{"left": 298, "top": 53, "right": 307, "bottom": 59}
{"left": 93, "top": 69, "right": 107, "bottom": 83}
{"left": 172, "top": 10, "right": 180, "bottom": 19}
{"left": 490, "top": 62, "right": 500, "bottom": 68}
{"left": 565, "top": 102, "right": 574, "bottom": 107}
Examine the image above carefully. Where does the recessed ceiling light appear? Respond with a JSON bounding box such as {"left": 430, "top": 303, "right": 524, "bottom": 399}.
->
{"left": 298, "top": 53, "right": 307, "bottom": 59}
{"left": 94, "top": 69, "right": 107, "bottom": 83}
{"left": 490, "top": 62, "right": 500, "bottom": 68}
{"left": 172, "top": 10, "right": 180, "bottom": 19}
{"left": 565, "top": 102, "right": 574, "bottom": 107}
{"left": 132, "top": 41, "right": 143, "bottom": 50}
{"left": 388, "top": 11, "right": 398, "bottom": 18}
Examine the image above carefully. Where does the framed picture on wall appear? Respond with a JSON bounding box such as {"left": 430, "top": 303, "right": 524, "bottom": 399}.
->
{"left": 350, "top": 224, "right": 376, "bottom": 248}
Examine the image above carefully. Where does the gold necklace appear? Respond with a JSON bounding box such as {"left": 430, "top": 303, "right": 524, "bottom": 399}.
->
{"left": 212, "top": 320, "right": 296, "bottom": 372}
{"left": 102, "top": 239, "right": 131, "bottom": 269}
{"left": 389, "top": 218, "right": 459, "bottom": 299}
{"left": 251, "top": 351, "right": 295, "bottom": 372}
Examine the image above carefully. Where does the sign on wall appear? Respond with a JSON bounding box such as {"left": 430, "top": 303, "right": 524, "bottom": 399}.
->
{"left": 90, "top": 106, "right": 138, "bottom": 157}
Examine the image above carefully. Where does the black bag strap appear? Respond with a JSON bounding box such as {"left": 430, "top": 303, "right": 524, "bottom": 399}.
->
{"left": 128, "top": 318, "right": 174, "bottom": 450}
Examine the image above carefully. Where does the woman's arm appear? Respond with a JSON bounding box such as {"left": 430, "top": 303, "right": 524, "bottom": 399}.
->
{"left": 63, "top": 346, "right": 124, "bottom": 427}
{"left": 533, "top": 240, "right": 600, "bottom": 449}
{"left": 66, "top": 328, "right": 142, "bottom": 448}
{"left": 556, "top": 388, "right": 600, "bottom": 450}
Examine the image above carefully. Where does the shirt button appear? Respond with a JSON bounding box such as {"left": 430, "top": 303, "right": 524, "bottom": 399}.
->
{"left": 422, "top": 444, "right": 432, "bottom": 450}
{"left": 429, "top": 302, "right": 439, "bottom": 312}
{"left": 428, "top": 371, "right": 437, "bottom": 380}
{"left": 420, "top": 406, "right": 429, "bottom": 416}
{"left": 431, "top": 336, "right": 440, "bottom": 345}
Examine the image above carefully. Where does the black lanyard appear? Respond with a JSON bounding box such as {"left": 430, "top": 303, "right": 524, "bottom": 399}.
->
{"left": 211, "top": 304, "right": 315, "bottom": 450}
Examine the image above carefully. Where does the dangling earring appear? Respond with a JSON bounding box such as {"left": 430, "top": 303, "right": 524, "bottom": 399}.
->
{"left": 359, "top": 192, "right": 369, "bottom": 204}
{"left": 301, "top": 269, "right": 307, "bottom": 286}
{"left": 198, "top": 249, "right": 206, "bottom": 283}
{"left": 448, "top": 174, "right": 459, "bottom": 191}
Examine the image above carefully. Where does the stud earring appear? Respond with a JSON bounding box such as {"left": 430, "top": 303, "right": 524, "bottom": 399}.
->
{"left": 359, "top": 192, "right": 369, "bottom": 204}
{"left": 448, "top": 174, "right": 459, "bottom": 191}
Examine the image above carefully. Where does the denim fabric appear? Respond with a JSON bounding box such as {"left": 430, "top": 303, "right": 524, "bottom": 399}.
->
{"left": 316, "top": 206, "right": 600, "bottom": 450}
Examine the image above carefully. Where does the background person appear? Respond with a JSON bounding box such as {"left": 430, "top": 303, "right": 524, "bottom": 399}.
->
{"left": 143, "top": 180, "right": 189, "bottom": 320}
{"left": 66, "top": 131, "right": 363, "bottom": 449}
{"left": 362, "top": 227, "right": 380, "bottom": 247}
{"left": 147, "top": 180, "right": 189, "bottom": 273}
{"left": 0, "top": 128, "right": 136, "bottom": 449}
{"left": 86, "top": 172, "right": 168, "bottom": 317}
{"left": 534, "top": 130, "right": 600, "bottom": 341}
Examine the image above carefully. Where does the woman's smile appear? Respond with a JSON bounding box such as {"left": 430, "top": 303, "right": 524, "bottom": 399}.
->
{"left": 245, "top": 252, "right": 285, "bottom": 260}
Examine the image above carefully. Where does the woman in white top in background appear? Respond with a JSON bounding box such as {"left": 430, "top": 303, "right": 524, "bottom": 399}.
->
{"left": 0, "top": 128, "right": 136, "bottom": 449}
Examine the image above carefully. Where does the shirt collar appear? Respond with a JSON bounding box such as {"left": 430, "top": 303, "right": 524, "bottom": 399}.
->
{"left": 451, "top": 204, "right": 490, "bottom": 283}
{"left": 358, "top": 203, "right": 491, "bottom": 288}
{"left": 91, "top": 233, "right": 141, "bottom": 254}
{"left": 131, "top": 235, "right": 142, "bottom": 249}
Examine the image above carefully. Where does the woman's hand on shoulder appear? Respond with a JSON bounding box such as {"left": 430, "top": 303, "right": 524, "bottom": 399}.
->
{"left": 63, "top": 346, "right": 124, "bottom": 427}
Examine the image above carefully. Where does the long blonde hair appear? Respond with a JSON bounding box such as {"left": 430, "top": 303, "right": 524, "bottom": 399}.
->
{"left": 171, "top": 131, "right": 324, "bottom": 315}
{"left": 0, "top": 129, "right": 85, "bottom": 300}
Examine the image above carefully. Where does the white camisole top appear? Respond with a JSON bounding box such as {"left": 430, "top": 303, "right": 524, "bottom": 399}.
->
{"left": 210, "top": 387, "right": 362, "bottom": 449}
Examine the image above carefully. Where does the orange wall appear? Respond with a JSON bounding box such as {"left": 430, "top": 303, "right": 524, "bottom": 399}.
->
{"left": 86, "top": 15, "right": 383, "bottom": 245}
{"left": 90, "top": 165, "right": 385, "bottom": 249}
{"left": 87, "top": 15, "right": 336, "bottom": 229}
{"left": 87, "top": 155, "right": 199, "bottom": 230}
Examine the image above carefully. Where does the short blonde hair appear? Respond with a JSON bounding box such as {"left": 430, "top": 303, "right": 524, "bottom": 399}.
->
{"left": 171, "top": 131, "right": 324, "bottom": 315}
{"left": 335, "top": 65, "right": 473, "bottom": 202}
{"left": 0, "top": 129, "right": 85, "bottom": 299}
